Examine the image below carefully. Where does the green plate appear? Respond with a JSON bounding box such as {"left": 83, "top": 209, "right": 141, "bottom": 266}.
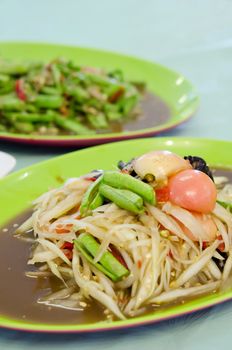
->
{"left": 0, "top": 137, "right": 231, "bottom": 333}
{"left": 0, "top": 42, "right": 199, "bottom": 146}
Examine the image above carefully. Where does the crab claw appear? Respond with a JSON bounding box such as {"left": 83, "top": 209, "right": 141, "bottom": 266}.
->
{"left": 133, "top": 150, "right": 192, "bottom": 184}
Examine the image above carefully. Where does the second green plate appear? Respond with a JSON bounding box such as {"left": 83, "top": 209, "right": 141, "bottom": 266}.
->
{"left": 0, "top": 42, "right": 199, "bottom": 146}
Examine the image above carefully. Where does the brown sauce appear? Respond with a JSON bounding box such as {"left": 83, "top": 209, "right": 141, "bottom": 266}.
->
{"left": 0, "top": 211, "right": 104, "bottom": 324}
{"left": 0, "top": 169, "right": 231, "bottom": 324}
{"left": 31, "top": 92, "right": 170, "bottom": 136}
{"left": 124, "top": 92, "right": 170, "bottom": 132}
{"left": 108, "top": 92, "right": 170, "bottom": 133}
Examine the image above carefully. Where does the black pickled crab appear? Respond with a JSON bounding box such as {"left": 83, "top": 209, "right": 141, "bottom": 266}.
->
{"left": 184, "top": 156, "right": 214, "bottom": 181}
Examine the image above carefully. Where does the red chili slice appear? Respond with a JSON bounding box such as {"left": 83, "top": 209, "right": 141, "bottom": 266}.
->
{"left": 217, "top": 235, "right": 225, "bottom": 252}
{"left": 84, "top": 177, "right": 97, "bottom": 182}
{"left": 108, "top": 87, "right": 124, "bottom": 103}
{"left": 15, "top": 79, "right": 27, "bottom": 101}
{"left": 61, "top": 242, "right": 74, "bottom": 250}
{"left": 109, "top": 244, "right": 128, "bottom": 269}
{"left": 63, "top": 249, "right": 73, "bottom": 260}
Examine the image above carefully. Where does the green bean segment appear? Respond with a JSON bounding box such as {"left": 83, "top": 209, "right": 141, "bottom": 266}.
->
{"left": 103, "top": 171, "right": 155, "bottom": 204}
{"left": 99, "top": 184, "right": 144, "bottom": 214}
{"left": 0, "top": 95, "right": 25, "bottom": 110}
{"left": 217, "top": 200, "right": 232, "bottom": 212}
{"left": 89, "top": 192, "right": 104, "bottom": 210}
{"left": 6, "top": 112, "right": 55, "bottom": 123}
{"left": 54, "top": 115, "right": 95, "bottom": 135}
{"left": 74, "top": 233, "right": 129, "bottom": 282}
{"left": 79, "top": 176, "right": 103, "bottom": 217}
{"left": 33, "top": 95, "right": 63, "bottom": 109}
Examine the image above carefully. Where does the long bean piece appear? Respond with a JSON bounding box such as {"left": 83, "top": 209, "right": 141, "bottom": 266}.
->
{"left": 103, "top": 171, "right": 155, "bottom": 204}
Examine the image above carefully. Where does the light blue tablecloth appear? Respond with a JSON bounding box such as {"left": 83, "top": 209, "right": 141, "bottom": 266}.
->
{"left": 0, "top": 0, "right": 232, "bottom": 349}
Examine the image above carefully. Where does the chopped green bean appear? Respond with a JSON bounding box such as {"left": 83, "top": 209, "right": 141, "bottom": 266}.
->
{"left": 14, "top": 121, "right": 34, "bottom": 133}
{"left": 99, "top": 184, "right": 144, "bottom": 214}
{"left": 108, "top": 69, "right": 124, "bottom": 81}
{"left": 63, "top": 85, "right": 89, "bottom": 101}
{"left": 0, "top": 124, "right": 6, "bottom": 132}
{"left": 0, "top": 81, "right": 14, "bottom": 95}
{"left": 217, "top": 200, "right": 232, "bottom": 212}
{"left": 0, "top": 95, "right": 25, "bottom": 110}
{"left": 103, "top": 171, "right": 155, "bottom": 204}
{"left": 0, "top": 61, "right": 41, "bottom": 75}
{"left": 74, "top": 239, "right": 116, "bottom": 280}
{"left": 85, "top": 73, "right": 109, "bottom": 87}
{"left": 106, "top": 111, "right": 122, "bottom": 121}
{"left": 87, "top": 114, "right": 108, "bottom": 129}
{"left": 51, "top": 64, "right": 61, "bottom": 85}
{"left": 74, "top": 233, "right": 129, "bottom": 281}
{"left": 119, "top": 94, "right": 139, "bottom": 115}
{"left": 6, "top": 112, "right": 55, "bottom": 123}
{"left": 41, "top": 87, "right": 61, "bottom": 95}
{"left": 89, "top": 192, "right": 104, "bottom": 210}
{"left": 33, "top": 95, "right": 63, "bottom": 109}
{"left": 0, "top": 74, "right": 10, "bottom": 85}
{"left": 54, "top": 115, "right": 94, "bottom": 135}
{"left": 80, "top": 176, "right": 103, "bottom": 216}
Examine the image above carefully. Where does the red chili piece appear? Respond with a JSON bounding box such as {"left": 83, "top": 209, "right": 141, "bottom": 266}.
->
{"left": 15, "top": 79, "right": 27, "bottom": 101}
{"left": 109, "top": 244, "right": 128, "bottom": 269}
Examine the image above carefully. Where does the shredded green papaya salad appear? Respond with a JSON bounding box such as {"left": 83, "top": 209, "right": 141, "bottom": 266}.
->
{"left": 16, "top": 150, "right": 232, "bottom": 320}
{"left": 0, "top": 58, "right": 145, "bottom": 135}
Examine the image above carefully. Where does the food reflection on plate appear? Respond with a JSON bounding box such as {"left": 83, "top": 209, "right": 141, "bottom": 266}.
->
{"left": 1, "top": 149, "right": 232, "bottom": 324}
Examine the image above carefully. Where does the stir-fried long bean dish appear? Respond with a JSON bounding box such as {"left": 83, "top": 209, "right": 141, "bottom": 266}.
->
{"left": 16, "top": 151, "right": 232, "bottom": 320}
{"left": 0, "top": 58, "right": 145, "bottom": 135}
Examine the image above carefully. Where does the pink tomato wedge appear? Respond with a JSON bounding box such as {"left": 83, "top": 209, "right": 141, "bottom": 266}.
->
{"left": 168, "top": 169, "right": 217, "bottom": 213}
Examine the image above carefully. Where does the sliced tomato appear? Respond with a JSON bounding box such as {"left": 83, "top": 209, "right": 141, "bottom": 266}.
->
{"left": 168, "top": 169, "right": 217, "bottom": 213}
